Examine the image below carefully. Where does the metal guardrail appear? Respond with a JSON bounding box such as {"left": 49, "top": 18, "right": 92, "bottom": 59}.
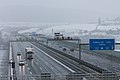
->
{"left": 1, "top": 73, "right": 120, "bottom": 80}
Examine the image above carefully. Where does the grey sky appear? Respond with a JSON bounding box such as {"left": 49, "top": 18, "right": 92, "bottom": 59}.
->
{"left": 0, "top": 0, "right": 120, "bottom": 23}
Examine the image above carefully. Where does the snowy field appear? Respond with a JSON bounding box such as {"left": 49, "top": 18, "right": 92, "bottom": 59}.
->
{"left": 18, "top": 24, "right": 120, "bottom": 37}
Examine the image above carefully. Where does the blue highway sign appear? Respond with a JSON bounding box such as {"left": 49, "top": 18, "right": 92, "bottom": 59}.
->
{"left": 90, "top": 39, "right": 115, "bottom": 50}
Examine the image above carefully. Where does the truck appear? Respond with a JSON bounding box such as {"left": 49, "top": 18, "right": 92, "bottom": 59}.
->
{"left": 25, "top": 46, "right": 34, "bottom": 60}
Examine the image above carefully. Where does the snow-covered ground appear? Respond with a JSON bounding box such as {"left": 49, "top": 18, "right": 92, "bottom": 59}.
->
{"left": 18, "top": 28, "right": 39, "bottom": 34}
{"left": 18, "top": 24, "right": 120, "bottom": 37}
{"left": 37, "top": 24, "right": 97, "bottom": 36}
{"left": 97, "top": 25, "right": 120, "bottom": 30}
{"left": 17, "top": 23, "right": 120, "bottom": 43}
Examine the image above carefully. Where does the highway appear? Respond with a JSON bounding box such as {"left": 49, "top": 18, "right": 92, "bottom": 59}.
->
{"left": 18, "top": 42, "right": 72, "bottom": 75}
{"left": 11, "top": 41, "right": 101, "bottom": 79}
{"left": 21, "top": 35, "right": 120, "bottom": 73}
{"left": 10, "top": 33, "right": 120, "bottom": 80}
{"left": 50, "top": 40, "right": 120, "bottom": 73}
{"left": 12, "top": 42, "right": 32, "bottom": 80}
{"left": 12, "top": 42, "right": 74, "bottom": 79}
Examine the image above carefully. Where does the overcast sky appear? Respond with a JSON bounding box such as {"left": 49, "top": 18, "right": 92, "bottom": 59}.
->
{"left": 0, "top": 0, "right": 120, "bottom": 23}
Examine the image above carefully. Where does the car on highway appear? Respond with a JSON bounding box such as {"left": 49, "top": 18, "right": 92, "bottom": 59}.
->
{"left": 63, "top": 48, "right": 67, "bottom": 51}
{"left": 17, "top": 52, "right": 21, "bottom": 56}
{"left": 19, "top": 60, "right": 25, "bottom": 66}
{"left": 70, "top": 48, "right": 74, "bottom": 52}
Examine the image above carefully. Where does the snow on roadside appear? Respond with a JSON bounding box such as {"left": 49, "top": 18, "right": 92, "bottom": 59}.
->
{"left": 97, "top": 25, "right": 120, "bottom": 30}
{"left": 18, "top": 28, "right": 39, "bottom": 34}
{"left": 18, "top": 24, "right": 120, "bottom": 37}
{"left": 36, "top": 24, "right": 97, "bottom": 36}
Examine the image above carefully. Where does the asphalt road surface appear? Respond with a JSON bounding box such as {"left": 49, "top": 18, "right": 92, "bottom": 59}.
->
{"left": 12, "top": 42, "right": 75, "bottom": 79}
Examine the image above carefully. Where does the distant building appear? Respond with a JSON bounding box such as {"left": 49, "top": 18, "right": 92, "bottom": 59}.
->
{"left": 54, "top": 32, "right": 63, "bottom": 39}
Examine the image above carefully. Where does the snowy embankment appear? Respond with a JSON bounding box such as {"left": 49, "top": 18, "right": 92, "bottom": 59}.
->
{"left": 18, "top": 24, "right": 120, "bottom": 37}
{"left": 97, "top": 25, "right": 120, "bottom": 30}
{"left": 36, "top": 24, "right": 97, "bottom": 36}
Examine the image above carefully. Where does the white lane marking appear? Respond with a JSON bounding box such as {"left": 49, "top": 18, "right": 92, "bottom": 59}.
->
{"left": 28, "top": 67, "right": 30, "bottom": 70}
{"left": 31, "top": 44, "right": 75, "bottom": 73}
{"left": 40, "top": 67, "right": 42, "bottom": 70}
{"left": 30, "top": 72, "right": 32, "bottom": 74}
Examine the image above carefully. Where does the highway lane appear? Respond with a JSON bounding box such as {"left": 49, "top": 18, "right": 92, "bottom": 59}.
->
{"left": 12, "top": 40, "right": 120, "bottom": 80}
{"left": 15, "top": 35, "right": 120, "bottom": 73}
{"left": 81, "top": 52, "right": 120, "bottom": 73}
{"left": 54, "top": 40, "right": 120, "bottom": 61}
{"left": 12, "top": 42, "right": 33, "bottom": 80}
{"left": 11, "top": 36, "right": 106, "bottom": 79}
{"left": 16, "top": 42, "right": 74, "bottom": 76}
{"left": 48, "top": 41, "right": 120, "bottom": 73}
{"left": 31, "top": 42, "right": 98, "bottom": 73}
{"left": 16, "top": 41, "right": 53, "bottom": 79}
{"left": 48, "top": 42, "right": 79, "bottom": 58}
{"left": 14, "top": 42, "right": 45, "bottom": 80}
{"left": 17, "top": 42, "right": 97, "bottom": 74}
{"left": 12, "top": 43, "right": 20, "bottom": 78}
